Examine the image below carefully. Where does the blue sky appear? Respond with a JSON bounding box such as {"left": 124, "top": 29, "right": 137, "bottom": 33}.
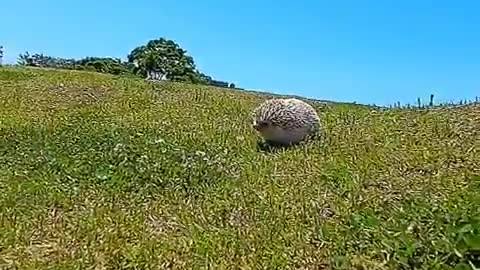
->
{"left": 1, "top": 0, "right": 479, "bottom": 106}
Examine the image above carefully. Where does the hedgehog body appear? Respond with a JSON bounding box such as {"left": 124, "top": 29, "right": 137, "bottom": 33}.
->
{"left": 252, "top": 98, "right": 321, "bottom": 145}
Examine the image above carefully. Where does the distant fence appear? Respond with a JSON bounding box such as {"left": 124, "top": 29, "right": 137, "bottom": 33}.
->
{"left": 385, "top": 95, "right": 479, "bottom": 111}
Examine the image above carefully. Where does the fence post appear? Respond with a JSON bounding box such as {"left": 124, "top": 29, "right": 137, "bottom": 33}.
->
{"left": 0, "top": 46, "right": 4, "bottom": 66}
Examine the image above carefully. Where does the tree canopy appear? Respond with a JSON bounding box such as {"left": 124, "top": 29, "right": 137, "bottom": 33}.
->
{"left": 17, "top": 53, "right": 132, "bottom": 75}
{"left": 16, "top": 37, "right": 235, "bottom": 87}
{"left": 127, "top": 38, "right": 203, "bottom": 83}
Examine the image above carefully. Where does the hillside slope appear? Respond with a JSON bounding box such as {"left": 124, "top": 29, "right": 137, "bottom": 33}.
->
{"left": 0, "top": 67, "right": 479, "bottom": 269}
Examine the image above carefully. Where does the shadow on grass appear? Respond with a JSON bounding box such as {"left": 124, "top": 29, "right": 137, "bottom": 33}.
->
{"left": 255, "top": 140, "right": 296, "bottom": 153}
{"left": 255, "top": 132, "right": 326, "bottom": 153}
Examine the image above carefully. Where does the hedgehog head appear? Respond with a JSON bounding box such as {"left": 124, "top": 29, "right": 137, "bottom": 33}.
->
{"left": 252, "top": 118, "right": 286, "bottom": 142}
{"left": 252, "top": 98, "right": 300, "bottom": 130}
{"left": 251, "top": 99, "right": 290, "bottom": 140}
{"left": 252, "top": 119, "right": 269, "bottom": 131}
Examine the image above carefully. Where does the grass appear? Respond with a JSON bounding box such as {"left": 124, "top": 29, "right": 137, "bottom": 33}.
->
{"left": 0, "top": 66, "right": 479, "bottom": 269}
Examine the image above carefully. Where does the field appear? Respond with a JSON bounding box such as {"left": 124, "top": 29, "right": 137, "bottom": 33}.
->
{"left": 0, "top": 67, "right": 479, "bottom": 269}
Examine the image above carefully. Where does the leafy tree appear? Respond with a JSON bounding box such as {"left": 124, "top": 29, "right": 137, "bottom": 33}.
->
{"left": 17, "top": 52, "right": 77, "bottom": 69}
{"left": 17, "top": 52, "right": 133, "bottom": 76}
{"left": 76, "top": 57, "right": 132, "bottom": 75}
{"left": 14, "top": 39, "right": 239, "bottom": 88}
{"left": 17, "top": 52, "right": 36, "bottom": 66}
{"left": 127, "top": 38, "right": 200, "bottom": 82}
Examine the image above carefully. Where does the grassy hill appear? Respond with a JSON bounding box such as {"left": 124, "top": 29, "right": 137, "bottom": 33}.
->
{"left": 0, "top": 67, "right": 479, "bottom": 269}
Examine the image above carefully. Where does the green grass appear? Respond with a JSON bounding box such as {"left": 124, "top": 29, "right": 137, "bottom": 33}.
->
{"left": 0, "top": 66, "right": 479, "bottom": 269}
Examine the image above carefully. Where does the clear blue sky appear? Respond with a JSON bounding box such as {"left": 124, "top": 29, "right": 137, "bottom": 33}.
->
{"left": 1, "top": 0, "right": 479, "bottom": 106}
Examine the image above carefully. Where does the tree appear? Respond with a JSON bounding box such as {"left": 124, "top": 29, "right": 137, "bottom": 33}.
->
{"left": 127, "top": 38, "right": 200, "bottom": 82}
{"left": 76, "top": 57, "right": 132, "bottom": 75}
{"left": 17, "top": 52, "right": 133, "bottom": 76}
{"left": 17, "top": 52, "right": 34, "bottom": 66}
{"left": 12, "top": 38, "right": 236, "bottom": 87}
{"left": 17, "top": 52, "right": 76, "bottom": 68}
{"left": 195, "top": 71, "right": 212, "bottom": 85}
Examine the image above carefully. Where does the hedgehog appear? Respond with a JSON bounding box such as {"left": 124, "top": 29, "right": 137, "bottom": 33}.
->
{"left": 251, "top": 97, "right": 321, "bottom": 146}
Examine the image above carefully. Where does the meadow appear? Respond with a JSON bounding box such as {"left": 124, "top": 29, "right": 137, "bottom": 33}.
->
{"left": 0, "top": 67, "right": 479, "bottom": 269}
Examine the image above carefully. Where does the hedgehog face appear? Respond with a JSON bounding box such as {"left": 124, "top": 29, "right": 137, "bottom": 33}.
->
{"left": 253, "top": 120, "right": 285, "bottom": 140}
{"left": 253, "top": 120, "right": 271, "bottom": 131}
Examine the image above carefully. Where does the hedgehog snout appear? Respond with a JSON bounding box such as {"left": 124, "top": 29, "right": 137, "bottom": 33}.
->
{"left": 253, "top": 120, "right": 269, "bottom": 131}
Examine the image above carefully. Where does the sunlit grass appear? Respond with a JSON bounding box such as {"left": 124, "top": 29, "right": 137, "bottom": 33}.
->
{"left": 0, "top": 66, "right": 479, "bottom": 269}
